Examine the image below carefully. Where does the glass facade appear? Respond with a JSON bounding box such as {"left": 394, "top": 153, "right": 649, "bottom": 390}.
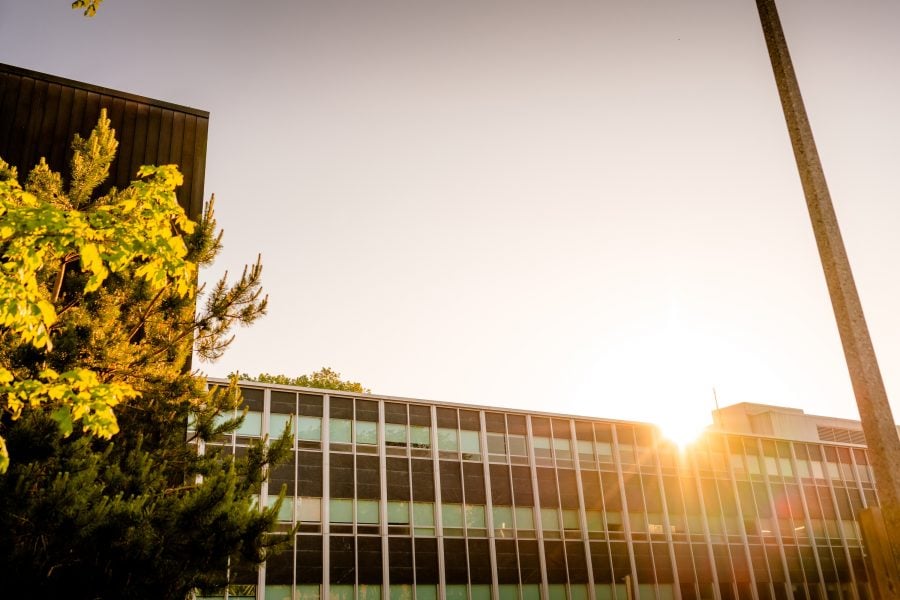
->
{"left": 200, "top": 382, "right": 876, "bottom": 600}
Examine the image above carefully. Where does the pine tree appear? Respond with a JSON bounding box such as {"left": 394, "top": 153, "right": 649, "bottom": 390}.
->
{"left": 0, "top": 112, "right": 288, "bottom": 598}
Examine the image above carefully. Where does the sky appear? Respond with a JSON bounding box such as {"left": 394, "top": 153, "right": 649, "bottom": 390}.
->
{"left": 2, "top": 0, "right": 900, "bottom": 441}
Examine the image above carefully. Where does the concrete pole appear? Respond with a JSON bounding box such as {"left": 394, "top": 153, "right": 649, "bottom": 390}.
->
{"left": 754, "top": 0, "right": 900, "bottom": 568}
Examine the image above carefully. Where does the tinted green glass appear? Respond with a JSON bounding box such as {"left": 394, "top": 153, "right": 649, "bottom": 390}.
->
{"left": 586, "top": 511, "right": 603, "bottom": 531}
{"left": 297, "top": 585, "right": 321, "bottom": 600}
{"left": 297, "top": 416, "right": 322, "bottom": 441}
{"left": 386, "top": 423, "right": 407, "bottom": 444}
{"left": 356, "top": 421, "right": 377, "bottom": 444}
{"left": 410, "top": 425, "right": 430, "bottom": 447}
{"left": 446, "top": 586, "right": 467, "bottom": 600}
{"left": 329, "top": 418, "right": 352, "bottom": 443}
{"left": 330, "top": 586, "right": 354, "bottom": 600}
{"left": 493, "top": 506, "right": 513, "bottom": 529}
{"left": 388, "top": 501, "right": 410, "bottom": 524}
{"left": 330, "top": 499, "right": 353, "bottom": 523}
{"left": 437, "top": 428, "right": 458, "bottom": 451}
{"left": 236, "top": 411, "right": 262, "bottom": 436}
{"left": 391, "top": 585, "right": 413, "bottom": 600}
{"left": 415, "top": 585, "right": 437, "bottom": 600}
{"left": 265, "top": 585, "right": 292, "bottom": 600}
{"left": 471, "top": 585, "right": 490, "bottom": 600}
{"left": 460, "top": 430, "right": 480, "bottom": 454}
{"left": 548, "top": 584, "right": 567, "bottom": 600}
{"left": 442, "top": 503, "right": 463, "bottom": 527}
{"left": 499, "top": 585, "right": 518, "bottom": 600}
{"left": 269, "top": 413, "right": 294, "bottom": 438}
{"left": 413, "top": 502, "right": 435, "bottom": 526}
{"left": 358, "top": 499, "right": 380, "bottom": 524}
{"left": 515, "top": 507, "right": 535, "bottom": 529}
{"left": 562, "top": 509, "right": 578, "bottom": 529}
{"left": 541, "top": 508, "right": 560, "bottom": 530}
{"left": 522, "top": 585, "right": 540, "bottom": 600}
{"left": 465, "top": 504, "right": 486, "bottom": 529}
{"left": 359, "top": 585, "right": 382, "bottom": 600}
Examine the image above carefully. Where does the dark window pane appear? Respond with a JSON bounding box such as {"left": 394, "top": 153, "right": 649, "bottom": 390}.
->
{"left": 411, "top": 459, "right": 435, "bottom": 502}
{"left": 537, "top": 468, "right": 559, "bottom": 508}
{"left": 296, "top": 535, "right": 323, "bottom": 583}
{"left": 330, "top": 397, "right": 353, "bottom": 419}
{"left": 485, "top": 412, "right": 506, "bottom": 433}
{"left": 271, "top": 391, "right": 296, "bottom": 414}
{"left": 356, "top": 455, "right": 380, "bottom": 500}
{"left": 531, "top": 418, "right": 551, "bottom": 437}
{"left": 468, "top": 539, "right": 492, "bottom": 583}
{"left": 239, "top": 386, "right": 264, "bottom": 411}
{"left": 496, "top": 539, "right": 519, "bottom": 583}
{"left": 389, "top": 537, "right": 414, "bottom": 583}
{"left": 409, "top": 404, "right": 431, "bottom": 426}
{"left": 518, "top": 540, "right": 542, "bottom": 584}
{"left": 298, "top": 451, "right": 323, "bottom": 497}
{"left": 463, "top": 462, "right": 486, "bottom": 504}
{"left": 490, "top": 464, "right": 512, "bottom": 505}
{"left": 330, "top": 535, "right": 355, "bottom": 584}
{"left": 512, "top": 465, "right": 534, "bottom": 505}
{"left": 385, "top": 402, "right": 407, "bottom": 425}
{"left": 459, "top": 410, "right": 480, "bottom": 431}
{"left": 387, "top": 457, "right": 411, "bottom": 501}
{"left": 507, "top": 415, "right": 526, "bottom": 435}
{"left": 415, "top": 538, "right": 440, "bottom": 584}
{"left": 566, "top": 541, "right": 589, "bottom": 582}
{"left": 331, "top": 453, "right": 355, "bottom": 497}
{"left": 355, "top": 399, "right": 378, "bottom": 422}
{"left": 357, "top": 536, "right": 383, "bottom": 584}
{"left": 298, "top": 394, "right": 323, "bottom": 417}
{"left": 436, "top": 408, "right": 458, "bottom": 429}
{"left": 443, "top": 538, "right": 469, "bottom": 583}
{"left": 558, "top": 470, "right": 578, "bottom": 509}
{"left": 441, "top": 461, "right": 463, "bottom": 503}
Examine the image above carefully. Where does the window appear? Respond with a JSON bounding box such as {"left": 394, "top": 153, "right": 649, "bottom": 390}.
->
{"left": 388, "top": 501, "right": 410, "bottom": 524}
{"left": 460, "top": 430, "right": 480, "bottom": 458}
{"left": 270, "top": 413, "right": 294, "bottom": 438}
{"left": 437, "top": 428, "right": 458, "bottom": 452}
{"left": 386, "top": 423, "right": 407, "bottom": 447}
{"left": 541, "top": 508, "right": 560, "bottom": 531}
{"left": 508, "top": 435, "right": 527, "bottom": 458}
{"left": 493, "top": 506, "right": 514, "bottom": 536}
{"left": 356, "top": 421, "right": 377, "bottom": 445}
{"left": 358, "top": 499, "right": 380, "bottom": 524}
{"left": 516, "top": 506, "right": 535, "bottom": 530}
{"left": 413, "top": 502, "right": 435, "bottom": 536}
{"left": 465, "top": 504, "right": 486, "bottom": 530}
{"left": 298, "top": 497, "right": 322, "bottom": 522}
{"left": 298, "top": 416, "right": 322, "bottom": 441}
{"left": 331, "top": 586, "right": 354, "bottom": 600}
{"left": 410, "top": 425, "right": 430, "bottom": 448}
{"left": 330, "top": 418, "right": 352, "bottom": 443}
{"left": 330, "top": 499, "right": 353, "bottom": 523}
{"left": 442, "top": 503, "right": 464, "bottom": 535}
{"left": 268, "top": 495, "right": 293, "bottom": 522}
{"left": 236, "top": 411, "right": 263, "bottom": 436}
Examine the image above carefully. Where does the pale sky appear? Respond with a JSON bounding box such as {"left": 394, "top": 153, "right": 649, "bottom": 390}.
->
{"left": 2, "top": 0, "right": 900, "bottom": 440}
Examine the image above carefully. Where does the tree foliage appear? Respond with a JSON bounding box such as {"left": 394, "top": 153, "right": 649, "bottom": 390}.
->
{"left": 71, "top": 0, "right": 104, "bottom": 17}
{"left": 0, "top": 112, "right": 285, "bottom": 599}
{"left": 236, "top": 366, "right": 370, "bottom": 394}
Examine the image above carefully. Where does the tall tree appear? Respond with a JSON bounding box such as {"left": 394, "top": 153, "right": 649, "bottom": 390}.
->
{"left": 237, "top": 367, "right": 370, "bottom": 393}
{"left": 0, "top": 112, "right": 287, "bottom": 599}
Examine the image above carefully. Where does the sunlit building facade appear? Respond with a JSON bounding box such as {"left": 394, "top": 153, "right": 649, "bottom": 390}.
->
{"left": 205, "top": 379, "right": 877, "bottom": 600}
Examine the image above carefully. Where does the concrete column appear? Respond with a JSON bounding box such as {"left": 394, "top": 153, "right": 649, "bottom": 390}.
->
{"left": 755, "top": 1, "right": 900, "bottom": 577}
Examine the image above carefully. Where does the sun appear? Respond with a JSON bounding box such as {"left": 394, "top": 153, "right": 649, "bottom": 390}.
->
{"left": 657, "top": 415, "right": 708, "bottom": 451}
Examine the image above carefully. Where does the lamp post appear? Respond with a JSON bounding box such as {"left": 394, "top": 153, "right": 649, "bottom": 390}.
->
{"left": 754, "top": 0, "right": 900, "bottom": 587}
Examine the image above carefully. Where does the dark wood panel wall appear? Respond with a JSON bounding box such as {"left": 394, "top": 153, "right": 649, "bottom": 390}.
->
{"left": 0, "top": 63, "right": 208, "bottom": 221}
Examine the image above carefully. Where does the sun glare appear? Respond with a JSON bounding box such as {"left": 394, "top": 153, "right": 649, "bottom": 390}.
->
{"left": 658, "top": 416, "right": 708, "bottom": 451}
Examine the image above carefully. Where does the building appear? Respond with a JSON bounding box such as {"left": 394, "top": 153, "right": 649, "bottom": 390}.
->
{"left": 711, "top": 402, "right": 900, "bottom": 448}
{"left": 204, "top": 378, "right": 877, "bottom": 600}
{"left": 0, "top": 62, "right": 208, "bottom": 221}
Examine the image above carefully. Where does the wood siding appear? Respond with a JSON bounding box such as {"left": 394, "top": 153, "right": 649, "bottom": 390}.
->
{"left": 0, "top": 63, "right": 208, "bottom": 220}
